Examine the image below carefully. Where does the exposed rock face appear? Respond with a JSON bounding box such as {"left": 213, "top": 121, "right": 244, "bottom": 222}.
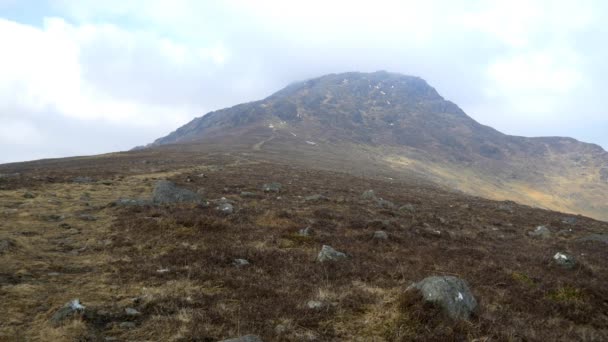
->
{"left": 407, "top": 276, "right": 477, "bottom": 320}
{"left": 152, "top": 180, "right": 202, "bottom": 204}
{"left": 317, "top": 245, "right": 347, "bottom": 262}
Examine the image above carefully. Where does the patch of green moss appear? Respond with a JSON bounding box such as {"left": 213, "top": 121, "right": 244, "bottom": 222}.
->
{"left": 547, "top": 286, "right": 585, "bottom": 303}
{"left": 511, "top": 272, "right": 536, "bottom": 287}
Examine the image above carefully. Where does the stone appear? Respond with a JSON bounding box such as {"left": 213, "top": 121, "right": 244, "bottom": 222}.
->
{"left": 152, "top": 180, "right": 203, "bottom": 204}
{"left": 528, "top": 225, "right": 551, "bottom": 239}
{"left": 41, "top": 214, "right": 64, "bottom": 222}
{"left": 553, "top": 252, "right": 576, "bottom": 269}
{"left": 376, "top": 198, "right": 396, "bottom": 209}
{"left": 217, "top": 203, "right": 234, "bottom": 215}
{"left": 125, "top": 308, "right": 141, "bottom": 316}
{"left": 577, "top": 234, "right": 608, "bottom": 244}
{"left": 317, "top": 245, "right": 347, "bottom": 262}
{"left": 307, "top": 300, "right": 324, "bottom": 309}
{"left": 114, "top": 198, "right": 150, "bottom": 207}
{"left": 119, "top": 322, "right": 136, "bottom": 329}
{"left": 298, "top": 226, "right": 312, "bottom": 237}
{"left": 373, "top": 230, "right": 389, "bottom": 240}
{"left": 361, "top": 189, "right": 377, "bottom": 200}
{"left": 219, "top": 335, "right": 263, "bottom": 342}
{"left": 407, "top": 276, "right": 477, "bottom": 320}
{"left": 72, "top": 176, "right": 94, "bottom": 184}
{"left": 399, "top": 204, "right": 416, "bottom": 213}
{"left": 262, "top": 182, "right": 282, "bottom": 193}
{"left": 78, "top": 214, "right": 97, "bottom": 221}
{"left": 23, "top": 192, "right": 36, "bottom": 199}
{"left": 51, "top": 299, "right": 86, "bottom": 325}
{"left": 304, "top": 194, "right": 329, "bottom": 202}
{"left": 0, "top": 238, "right": 15, "bottom": 254}
{"left": 233, "top": 259, "right": 250, "bottom": 267}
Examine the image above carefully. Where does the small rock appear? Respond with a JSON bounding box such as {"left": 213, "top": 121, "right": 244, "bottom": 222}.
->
{"left": 156, "top": 268, "right": 170, "bottom": 273}
{"left": 119, "top": 322, "right": 136, "bottom": 329}
{"left": 317, "top": 245, "right": 347, "bottom": 262}
{"left": 72, "top": 176, "right": 94, "bottom": 184}
{"left": 114, "top": 198, "right": 149, "bottom": 207}
{"left": 217, "top": 203, "right": 234, "bottom": 215}
{"left": 125, "top": 308, "right": 141, "bottom": 316}
{"left": 298, "top": 226, "right": 312, "bottom": 237}
{"left": 78, "top": 214, "right": 97, "bottom": 221}
{"left": 51, "top": 299, "right": 86, "bottom": 325}
{"left": 304, "top": 194, "right": 329, "bottom": 202}
{"left": 66, "top": 228, "right": 80, "bottom": 235}
{"left": 399, "top": 204, "right": 416, "bottom": 213}
{"left": 0, "top": 238, "right": 15, "bottom": 254}
{"left": 376, "top": 198, "right": 396, "bottom": 209}
{"left": 233, "top": 259, "right": 250, "bottom": 267}
{"left": 407, "top": 276, "right": 477, "bottom": 320}
{"left": 553, "top": 252, "right": 576, "bottom": 269}
{"left": 262, "top": 182, "right": 282, "bottom": 193}
{"left": 307, "top": 300, "right": 325, "bottom": 310}
{"left": 361, "top": 189, "right": 377, "bottom": 200}
{"left": 219, "top": 335, "right": 263, "bottom": 342}
{"left": 23, "top": 192, "right": 36, "bottom": 199}
{"left": 528, "top": 225, "right": 551, "bottom": 239}
{"left": 373, "top": 230, "right": 389, "bottom": 240}
{"left": 152, "top": 180, "right": 203, "bottom": 204}
{"left": 240, "top": 191, "right": 257, "bottom": 198}
{"left": 275, "top": 323, "right": 288, "bottom": 334}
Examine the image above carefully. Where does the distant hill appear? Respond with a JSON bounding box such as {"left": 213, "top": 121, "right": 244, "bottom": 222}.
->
{"left": 144, "top": 71, "right": 608, "bottom": 220}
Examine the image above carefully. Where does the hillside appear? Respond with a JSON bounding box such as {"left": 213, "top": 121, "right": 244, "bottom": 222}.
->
{"left": 148, "top": 71, "right": 608, "bottom": 221}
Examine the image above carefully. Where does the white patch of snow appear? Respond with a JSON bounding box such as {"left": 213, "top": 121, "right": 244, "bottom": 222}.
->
{"left": 380, "top": 91, "right": 386, "bottom": 95}
{"left": 290, "top": 132, "right": 297, "bottom": 137}
{"left": 389, "top": 123, "right": 394, "bottom": 126}
{"left": 306, "top": 141, "right": 317, "bottom": 145}
{"left": 386, "top": 100, "right": 391, "bottom": 105}
{"left": 268, "top": 124, "right": 274, "bottom": 129}
{"left": 260, "top": 103, "right": 267, "bottom": 108}
{"left": 374, "top": 85, "right": 380, "bottom": 89}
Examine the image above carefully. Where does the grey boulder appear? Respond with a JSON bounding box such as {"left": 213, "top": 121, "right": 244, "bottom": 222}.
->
{"left": 262, "top": 182, "right": 282, "bottom": 193}
{"left": 51, "top": 299, "right": 86, "bottom": 325}
{"left": 152, "top": 180, "right": 202, "bottom": 204}
{"left": 528, "top": 225, "right": 551, "bottom": 239}
{"left": 407, "top": 276, "right": 477, "bottom": 320}
{"left": 553, "top": 252, "right": 576, "bottom": 269}
{"left": 317, "top": 245, "right": 347, "bottom": 262}
{"left": 373, "top": 230, "right": 389, "bottom": 240}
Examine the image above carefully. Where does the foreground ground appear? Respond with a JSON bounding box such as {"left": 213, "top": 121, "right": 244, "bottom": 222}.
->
{"left": 0, "top": 152, "right": 607, "bottom": 341}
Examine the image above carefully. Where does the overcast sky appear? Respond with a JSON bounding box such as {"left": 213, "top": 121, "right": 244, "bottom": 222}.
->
{"left": 1, "top": 0, "right": 607, "bottom": 163}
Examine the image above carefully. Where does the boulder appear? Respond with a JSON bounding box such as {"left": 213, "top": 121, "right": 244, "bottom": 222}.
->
{"left": 152, "top": 180, "right": 203, "bottom": 204}
{"left": 262, "top": 182, "right": 282, "bottom": 193}
{"left": 125, "top": 308, "right": 141, "bottom": 316}
{"left": 376, "top": 198, "right": 396, "bottom": 209}
{"left": 298, "top": 226, "right": 312, "bottom": 237}
{"left": 407, "top": 276, "right": 477, "bottom": 320}
{"left": 528, "top": 225, "right": 551, "bottom": 239}
{"left": 307, "top": 300, "right": 325, "bottom": 309}
{"left": 51, "top": 299, "right": 86, "bottom": 325}
{"left": 361, "top": 189, "right": 377, "bottom": 200}
{"left": 317, "top": 245, "right": 347, "bottom": 262}
{"left": 399, "top": 204, "right": 416, "bottom": 213}
{"left": 217, "top": 203, "right": 234, "bottom": 215}
{"left": 220, "top": 335, "right": 263, "bottom": 342}
{"left": 233, "top": 259, "right": 250, "bottom": 267}
{"left": 553, "top": 252, "right": 576, "bottom": 269}
{"left": 23, "top": 192, "right": 36, "bottom": 199}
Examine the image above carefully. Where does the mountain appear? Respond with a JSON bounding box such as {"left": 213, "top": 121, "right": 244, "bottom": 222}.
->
{"left": 148, "top": 71, "right": 608, "bottom": 220}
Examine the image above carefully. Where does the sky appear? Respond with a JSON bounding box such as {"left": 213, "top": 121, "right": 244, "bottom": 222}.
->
{"left": 0, "top": 0, "right": 607, "bottom": 163}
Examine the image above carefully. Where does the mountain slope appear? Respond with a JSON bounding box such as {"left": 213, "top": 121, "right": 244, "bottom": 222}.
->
{"left": 148, "top": 71, "right": 608, "bottom": 220}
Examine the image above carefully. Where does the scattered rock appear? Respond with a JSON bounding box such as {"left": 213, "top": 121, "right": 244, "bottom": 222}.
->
{"left": 553, "top": 252, "right": 576, "bottom": 269}
{"left": 304, "top": 194, "right": 329, "bottom": 202}
{"left": 317, "top": 245, "right": 347, "bottom": 262}
{"left": 399, "top": 203, "right": 416, "bottom": 213}
{"left": 373, "top": 230, "right": 389, "bottom": 240}
{"left": 23, "top": 192, "right": 36, "bottom": 199}
{"left": 262, "top": 182, "right": 282, "bottom": 193}
{"left": 217, "top": 203, "right": 234, "bottom": 215}
{"left": 72, "top": 176, "right": 94, "bottom": 184}
{"left": 577, "top": 234, "right": 608, "bottom": 244}
{"left": 0, "top": 238, "right": 15, "bottom": 254}
{"left": 528, "top": 225, "right": 551, "bottom": 239}
{"left": 219, "top": 335, "right": 263, "bottom": 342}
{"left": 361, "top": 189, "right": 377, "bottom": 200}
{"left": 307, "top": 300, "right": 325, "bottom": 310}
{"left": 51, "top": 299, "right": 86, "bottom": 325}
{"left": 113, "top": 198, "right": 150, "bottom": 207}
{"left": 78, "top": 214, "right": 97, "bottom": 221}
{"left": 407, "top": 276, "right": 477, "bottom": 320}
{"left": 119, "top": 322, "right": 136, "bottom": 329}
{"left": 125, "top": 308, "right": 141, "bottom": 316}
{"left": 298, "top": 226, "right": 312, "bottom": 237}
{"left": 152, "top": 180, "right": 203, "bottom": 204}
{"left": 240, "top": 191, "right": 257, "bottom": 198}
{"left": 233, "top": 259, "right": 250, "bottom": 267}
{"left": 376, "top": 198, "right": 395, "bottom": 209}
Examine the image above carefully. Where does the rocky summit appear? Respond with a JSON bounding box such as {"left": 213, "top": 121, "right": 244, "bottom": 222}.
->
{"left": 0, "top": 71, "right": 607, "bottom": 341}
